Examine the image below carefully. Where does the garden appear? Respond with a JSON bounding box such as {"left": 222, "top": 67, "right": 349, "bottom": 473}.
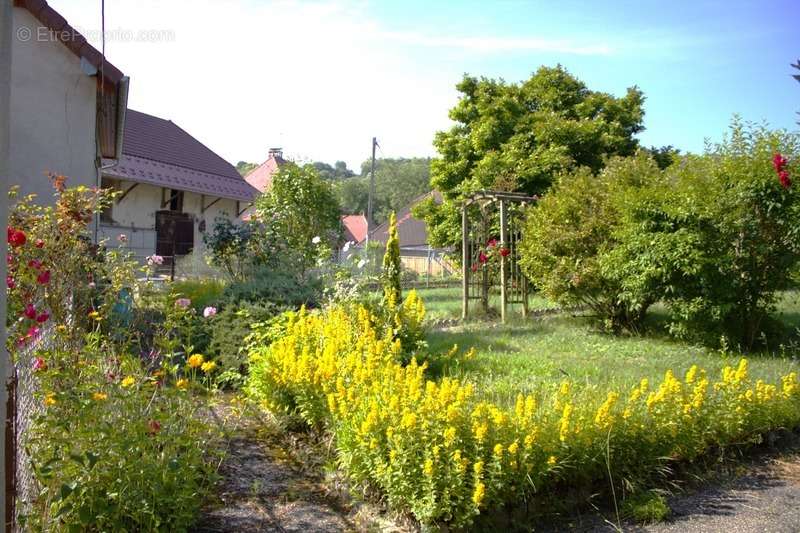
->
{"left": 6, "top": 68, "right": 800, "bottom": 531}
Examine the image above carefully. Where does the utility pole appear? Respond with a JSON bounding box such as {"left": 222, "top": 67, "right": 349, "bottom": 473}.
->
{"left": 366, "top": 136, "right": 378, "bottom": 245}
{"left": 1, "top": 0, "right": 11, "bottom": 529}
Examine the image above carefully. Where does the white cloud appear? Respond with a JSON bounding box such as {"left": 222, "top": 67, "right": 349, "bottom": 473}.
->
{"left": 46, "top": 0, "right": 613, "bottom": 170}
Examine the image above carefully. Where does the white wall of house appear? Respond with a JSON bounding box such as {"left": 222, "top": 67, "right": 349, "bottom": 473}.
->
{"left": 98, "top": 179, "right": 241, "bottom": 278}
{"left": 9, "top": 8, "right": 98, "bottom": 201}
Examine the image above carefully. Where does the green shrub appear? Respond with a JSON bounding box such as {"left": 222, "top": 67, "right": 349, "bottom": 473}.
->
{"left": 207, "top": 302, "right": 286, "bottom": 388}
{"left": 221, "top": 267, "right": 321, "bottom": 308}
{"left": 519, "top": 152, "right": 663, "bottom": 331}
{"left": 617, "top": 121, "right": 800, "bottom": 347}
{"left": 171, "top": 278, "right": 225, "bottom": 311}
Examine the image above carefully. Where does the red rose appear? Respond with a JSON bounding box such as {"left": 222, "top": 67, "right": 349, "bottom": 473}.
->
{"left": 148, "top": 420, "right": 161, "bottom": 435}
{"left": 23, "top": 303, "right": 36, "bottom": 320}
{"left": 780, "top": 170, "right": 792, "bottom": 189}
{"left": 6, "top": 276, "right": 15, "bottom": 289}
{"left": 36, "top": 312, "right": 49, "bottom": 323}
{"left": 487, "top": 239, "right": 498, "bottom": 248}
{"left": 36, "top": 270, "right": 51, "bottom": 285}
{"left": 32, "top": 357, "right": 47, "bottom": 371}
{"left": 499, "top": 247, "right": 511, "bottom": 257}
{"left": 479, "top": 252, "right": 488, "bottom": 264}
{"left": 26, "top": 326, "right": 40, "bottom": 339}
{"left": 773, "top": 153, "right": 788, "bottom": 172}
{"left": 34, "top": 239, "right": 44, "bottom": 248}
{"left": 28, "top": 259, "right": 42, "bottom": 270}
{"left": 7, "top": 228, "right": 26, "bottom": 247}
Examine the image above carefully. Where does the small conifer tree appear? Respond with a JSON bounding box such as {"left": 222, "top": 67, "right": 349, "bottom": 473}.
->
{"left": 382, "top": 212, "right": 402, "bottom": 309}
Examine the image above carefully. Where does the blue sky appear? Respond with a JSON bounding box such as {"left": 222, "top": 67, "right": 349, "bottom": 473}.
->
{"left": 53, "top": 0, "right": 799, "bottom": 169}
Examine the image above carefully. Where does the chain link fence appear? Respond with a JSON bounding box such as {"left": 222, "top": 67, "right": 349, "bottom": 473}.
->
{"left": 6, "top": 323, "right": 55, "bottom": 528}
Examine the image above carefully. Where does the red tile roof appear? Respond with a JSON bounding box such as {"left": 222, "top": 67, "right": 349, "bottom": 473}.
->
{"left": 341, "top": 214, "right": 368, "bottom": 244}
{"left": 104, "top": 110, "right": 258, "bottom": 202}
{"left": 244, "top": 154, "right": 286, "bottom": 193}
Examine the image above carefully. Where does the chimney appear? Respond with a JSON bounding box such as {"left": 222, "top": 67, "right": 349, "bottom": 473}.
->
{"left": 268, "top": 147, "right": 283, "bottom": 159}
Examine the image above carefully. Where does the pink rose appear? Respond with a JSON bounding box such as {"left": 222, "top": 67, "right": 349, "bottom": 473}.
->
{"left": 36, "top": 311, "right": 50, "bottom": 323}
{"left": 36, "top": 270, "right": 51, "bottom": 285}
{"left": 23, "top": 303, "right": 36, "bottom": 320}
{"left": 32, "top": 357, "right": 47, "bottom": 371}
{"left": 203, "top": 306, "right": 217, "bottom": 318}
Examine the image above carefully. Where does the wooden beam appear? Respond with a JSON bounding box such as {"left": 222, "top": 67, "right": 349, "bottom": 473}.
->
{"left": 201, "top": 196, "right": 221, "bottom": 214}
{"left": 237, "top": 202, "right": 250, "bottom": 217}
{"left": 462, "top": 204, "right": 469, "bottom": 320}
{"left": 116, "top": 182, "right": 139, "bottom": 204}
{"left": 499, "top": 199, "right": 508, "bottom": 324}
{"left": 161, "top": 190, "right": 181, "bottom": 209}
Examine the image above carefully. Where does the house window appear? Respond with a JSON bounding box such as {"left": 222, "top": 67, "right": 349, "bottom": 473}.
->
{"left": 168, "top": 189, "right": 184, "bottom": 212}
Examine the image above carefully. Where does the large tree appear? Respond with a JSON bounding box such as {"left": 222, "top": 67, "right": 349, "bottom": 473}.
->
{"left": 416, "top": 65, "right": 645, "bottom": 249}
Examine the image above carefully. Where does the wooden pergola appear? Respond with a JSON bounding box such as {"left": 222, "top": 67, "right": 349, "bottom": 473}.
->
{"left": 461, "top": 190, "right": 537, "bottom": 322}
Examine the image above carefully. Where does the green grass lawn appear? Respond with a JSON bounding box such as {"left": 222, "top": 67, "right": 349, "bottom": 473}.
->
{"left": 419, "top": 290, "right": 800, "bottom": 407}
{"left": 415, "top": 286, "right": 557, "bottom": 321}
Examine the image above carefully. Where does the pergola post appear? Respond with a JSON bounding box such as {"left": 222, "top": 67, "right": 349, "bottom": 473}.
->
{"left": 461, "top": 204, "right": 469, "bottom": 320}
{"left": 499, "top": 199, "right": 507, "bottom": 323}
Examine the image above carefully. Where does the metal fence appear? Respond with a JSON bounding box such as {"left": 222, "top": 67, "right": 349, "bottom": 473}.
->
{"left": 5, "top": 323, "right": 54, "bottom": 528}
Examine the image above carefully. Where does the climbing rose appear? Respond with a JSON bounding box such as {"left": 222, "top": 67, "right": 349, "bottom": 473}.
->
{"left": 36, "top": 270, "right": 51, "bottom": 285}
{"left": 23, "top": 303, "right": 36, "bottom": 320}
{"left": 471, "top": 263, "right": 478, "bottom": 272}
{"left": 487, "top": 239, "right": 498, "bottom": 248}
{"left": 146, "top": 254, "right": 164, "bottom": 266}
{"left": 7, "top": 227, "right": 26, "bottom": 247}
{"left": 34, "top": 239, "right": 44, "bottom": 248}
{"left": 36, "top": 311, "right": 50, "bottom": 323}
{"left": 499, "top": 247, "right": 511, "bottom": 257}
{"left": 773, "top": 153, "right": 788, "bottom": 172}
{"left": 478, "top": 252, "right": 488, "bottom": 264}
{"left": 28, "top": 259, "right": 42, "bottom": 270}
{"left": 779, "top": 170, "right": 792, "bottom": 189}
{"left": 203, "top": 306, "right": 217, "bottom": 318}
{"left": 32, "top": 357, "right": 46, "bottom": 371}
{"left": 6, "top": 276, "right": 15, "bottom": 289}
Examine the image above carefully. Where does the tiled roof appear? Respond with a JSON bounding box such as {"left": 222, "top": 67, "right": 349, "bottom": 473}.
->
{"left": 104, "top": 110, "right": 258, "bottom": 202}
{"left": 244, "top": 155, "right": 286, "bottom": 193}
{"left": 370, "top": 191, "right": 442, "bottom": 248}
{"left": 341, "top": 214, "right": 368, "bottom": 244}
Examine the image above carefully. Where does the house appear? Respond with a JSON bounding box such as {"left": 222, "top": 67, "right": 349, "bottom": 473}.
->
{"left": 99, "top": 109, "right": 259, "bottom": 277}
{"left": 239, "top": 147, "right": 286, "bottom": 220}
{"left": 9, "top": 0, "right": 129, "bottom": 204}
{"left": 367, "top": 191, "right": 454, "bottom": 276}
{"left": 341, "top": 214, "right": 368, "bottom": 244}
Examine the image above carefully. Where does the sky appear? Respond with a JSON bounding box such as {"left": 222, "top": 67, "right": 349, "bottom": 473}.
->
{"left": 51, "top": 0, "right": 800, "bottom": 172}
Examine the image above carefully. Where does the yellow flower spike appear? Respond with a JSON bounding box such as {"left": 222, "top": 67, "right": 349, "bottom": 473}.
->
{"left": 472, "top": 482, "right": 486, "bottom": 507}
{"left": 685, "top": 365, "right": 698, "bottom": 384}
{"left": 121, "top": 376, "right": 135, "bottom": 388}
{"left": 508, "top": 440, "right": 519, "bottom": 455}
{"left": 547, "top": 455, "right": 557, "bottom": 466}
{"left": 92, "top": 392, "right": 107, "bottom": 401}
{"left": 176, "top": 378, "right": 189, "bottom": 390}
{"left": 187, "top": 354, "right": 204, "bottom": 368}
{"left": 423, "top": 458, "right": 434, "bottom": 477}
{"left": 201, "top": 360, "right": 217, "bottom": 373}
{"left": 594, "top": 391, "right": 619, "bottom": 430}
{"left": 444, "top": 426, "right": 457, "bottom": 447}
{"left": 44, "top": 393, "right": 56, "bottom": 406}
{"left": 493, "top": 443, "right": 504, "bottom": 459}
{"left": 473, "top": 460, "right": 484, "bottom": 476}
{"left": 559, "top": 403, "right": 573, "bottom": 442}
{"left": 734, "top": 358, "right": 749, "bottom": 383}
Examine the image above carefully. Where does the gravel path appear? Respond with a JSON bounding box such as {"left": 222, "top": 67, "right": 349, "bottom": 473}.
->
{"left": 642, "top": 454, "right": 800, "bottom": 533}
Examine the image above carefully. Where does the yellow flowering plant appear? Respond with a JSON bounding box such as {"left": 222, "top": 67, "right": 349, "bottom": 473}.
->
{"left": 247, "top": 302, "right": 800, "bottom": 529}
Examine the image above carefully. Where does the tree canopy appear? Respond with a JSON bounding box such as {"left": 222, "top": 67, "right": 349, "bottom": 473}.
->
{"left": 336, "top": 157, "right": 431, "bottom": 224}
{"left": 254, "top": 162, "right": 341, "bottom": 271}
{"left": 417, "top": 65, "right": 646, "bottom": 249}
